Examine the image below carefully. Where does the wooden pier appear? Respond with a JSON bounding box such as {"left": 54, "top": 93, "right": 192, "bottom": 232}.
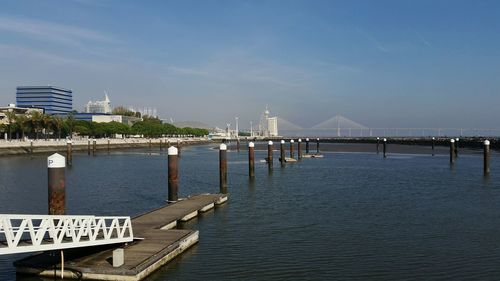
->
{"left": 15, "top": 193, "right": 228, "bottom": 281}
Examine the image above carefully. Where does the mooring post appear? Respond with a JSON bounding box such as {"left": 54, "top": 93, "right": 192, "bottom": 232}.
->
{"left": 219, "top": 144, "right": 228, "bottom": 194}
{"left": 87, "top": 139, "right": 91, "bottom": 155}
{"left": 316, "top": 138, "right": 320, "bottom": 154}
{"left": 306, "top": 138, "right": 310, "bottom": 154}
{"left": 168, "top": 146, "right": 178, "bottom": 202}
{"left": 237, "top": 138, "right": 240, "bottom": 152}
{"left": 149, "top": 138, "right": 152, "bottom": 151}
{"left": 92, "top": 138, "right": 96, "bottom": 155}
{"left": 298, "top": 139, "right": 302, "bottom": 159}
{"left": 48, "top": 153, "right": 65, "bottom": 215}
{"left": 267, "top": 140, "right": 273, "bottom": 170}
{"left": 455, "top": 138, "right": 459, "bottom": 157}
{"left": 30, "top": 139, "right": 33, "bottom": 155}
{"left": 376, "top": 137, "right": 380, "bottom": 154}
{"left": 177, "top": 139, "right": 181, "bottom": 157}
{"left": 248, "top": 142, "right": 255, "bottom": 179}
{"left": 432, "top": 137, "right": 435, "bottom": 155}
{"left": 383, "top": 138, "right": 387, "bottom": 158}
{"left": 66, "top": 140, "right": 72, "bottom": 166}
{"left": 107, "top": 138, "right": 110, "bottom": 154}
{"left": 290, "top": 139, "right": 295, "bottom": 159}
{"left": 159, "top": 138, "right": 163, "bottom": 151}
{"left": 280, "top": 140, "right": 285, "bottom": 165}
{"left": 484, "top": 140, "right": 490, "bottom": 176}
{"left": 450, "top": 139, "right": 455, "bottom": 164}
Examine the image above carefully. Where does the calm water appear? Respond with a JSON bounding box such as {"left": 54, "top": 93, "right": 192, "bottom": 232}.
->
{"left": 0, "top": 143, "right": 499, "bottom": 280}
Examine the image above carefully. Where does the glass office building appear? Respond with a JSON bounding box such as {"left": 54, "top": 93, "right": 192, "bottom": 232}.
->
{"left": 16, "top": 86, "right": 73, "bottom": 115}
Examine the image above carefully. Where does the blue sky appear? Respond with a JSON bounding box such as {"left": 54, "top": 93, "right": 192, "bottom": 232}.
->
{"left": 0, "top": 0, "right": 499, "bottom": 129}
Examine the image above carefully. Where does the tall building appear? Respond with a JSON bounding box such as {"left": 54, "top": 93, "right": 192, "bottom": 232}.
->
{"left": 267, "top": 117, "right": 278, "bottom": 137}
{"left": 85, "top": 93, "right": 111, "bottom": 114}
{"left": 16, "top": 86, "right": 73, "bottom": 115}
{"left": 259, "top": 106, "right": 279, "bottom": 137}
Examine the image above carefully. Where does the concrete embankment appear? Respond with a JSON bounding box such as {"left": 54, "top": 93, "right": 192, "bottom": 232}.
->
{"left": 0, "top": 138, "right": 213, "bottom": 156}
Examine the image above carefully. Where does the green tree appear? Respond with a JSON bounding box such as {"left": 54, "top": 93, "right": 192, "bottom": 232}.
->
{"left": 52, "top": 116, "right": 64, "bottom": 139}
{"left": 5, "top": 111, "right": 17, "bottom": 140}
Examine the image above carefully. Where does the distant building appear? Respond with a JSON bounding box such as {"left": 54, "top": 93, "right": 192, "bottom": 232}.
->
{"left": 84, "top": 94, "right": 112, "bottom": 114}
{"left": 0, "top": 103, "right": 44, "bottom": 126}
{"left": 92, "top": 115, "right": 141, "bottom": 126}
{"left": 259, "top": 106, "right": 279, "bottom": 137}
{"left": 16, "top": 86, "right": 73, "bottom": 115}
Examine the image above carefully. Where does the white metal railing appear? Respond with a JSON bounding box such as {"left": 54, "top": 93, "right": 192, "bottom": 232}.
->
{"left": 0, "top": 214, "right": 133, "bottom": 255}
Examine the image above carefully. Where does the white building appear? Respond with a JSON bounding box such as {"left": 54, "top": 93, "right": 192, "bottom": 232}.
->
{"left": 267, "top": 117, "right": 278, "bottom": 137}
{"left": 259, "top": 106, "right": 279, "bottom": 137}
{"left": 84, "top": 94, "right": 111, "bottom": 114}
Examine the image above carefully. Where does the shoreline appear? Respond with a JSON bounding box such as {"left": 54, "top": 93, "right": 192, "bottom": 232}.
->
{"left": 0, "top": 137, "right": 213, "bottom": 156}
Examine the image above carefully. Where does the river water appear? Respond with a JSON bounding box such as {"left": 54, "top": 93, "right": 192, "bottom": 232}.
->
{"left": 0, "top": 143, "right": 499, "bottom": 280}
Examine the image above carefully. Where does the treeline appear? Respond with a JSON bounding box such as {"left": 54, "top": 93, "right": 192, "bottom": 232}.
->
{"left": 1, "top": 112, "right": 209, "bottom": 140}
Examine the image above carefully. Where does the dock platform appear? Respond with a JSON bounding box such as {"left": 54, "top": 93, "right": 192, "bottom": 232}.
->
{"left": 15, "top": 193, "right": 228, "bottom": 281}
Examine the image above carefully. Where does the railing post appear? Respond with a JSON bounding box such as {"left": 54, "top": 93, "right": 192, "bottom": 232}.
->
{"left": 248, "top": 142, "right": 255, "bottom": 179}
{"left": 219, "top": 144, "right": 228, "bottom": 194}
{"left": 484, "top": 140, "right": 490, "bottom": 176}
{"left": 168, "top": 146, "right": 179, "bottom": 202}
{"left": 48, "top": 153, "right": 66, "bottom": 215}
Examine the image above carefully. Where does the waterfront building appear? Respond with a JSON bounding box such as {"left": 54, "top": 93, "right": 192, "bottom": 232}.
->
{"left": 259, "top": 106, "right": 279, "bottom": 137}
{"left": 0, "top": 104, "right": 44, "bottom": 126}
{"left": 92, "top": 114, "right": 141, "bottom": 126}
{"left": 267, "top": 117, "right": 278, "bottom": 137}
{"left": 16, "top": 86, "right": 73, "bottom": 115}
{"left": 84, "top": 94, "right": 112, "bottom": 114}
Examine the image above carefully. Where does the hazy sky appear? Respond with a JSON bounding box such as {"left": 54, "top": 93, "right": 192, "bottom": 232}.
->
{"left": 0, "top": 0, "right": 499, "bottom": 129}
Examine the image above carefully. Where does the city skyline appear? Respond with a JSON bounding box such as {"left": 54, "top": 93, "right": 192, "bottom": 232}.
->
{"left": 0, "top": 0, "right": 499, "bottom": 130}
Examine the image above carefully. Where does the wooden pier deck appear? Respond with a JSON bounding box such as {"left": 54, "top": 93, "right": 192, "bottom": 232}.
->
{"left": 15, "top": 193, "right": 228, "bottom": 281}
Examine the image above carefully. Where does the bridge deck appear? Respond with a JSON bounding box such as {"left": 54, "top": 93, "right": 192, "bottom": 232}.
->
{"left": 15, "top": 193, "right": 228, "bottom": 281}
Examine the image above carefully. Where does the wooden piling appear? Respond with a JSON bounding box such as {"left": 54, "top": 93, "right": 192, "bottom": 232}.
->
{"left": 248, "top": 142, "right": 255, "bottom": 179}
{"left": 383, "top": 138, "right": 387, "bottom": 158}
{"left": 219, "top": 144, "right": 227, "bottom": 194}
{"left": 48, "top": 153, "right": 65, "bottom": 215}
{"left": 484, "top": 140, "right": 490, "bottom": 176}
{"left": 168, "top": 146, "right": 179, "bottom": 202}
{"left": 298, "top": 139, "right": 302, "bottom": 159}
{"left": 280, "top": 140, "right": 285, "bottom": 166}
{"left": 450, "top": 139, "right": 455, "bottom": 164}
{"left": 66, "top": 140, "right": 72, "bottom": 166}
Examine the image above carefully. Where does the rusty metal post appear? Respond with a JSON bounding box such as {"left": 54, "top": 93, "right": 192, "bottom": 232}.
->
{"left": 450, "top": 139, "right": 455, "bottom": 164}
{"left": 267, "top": 140, "right": 273, "bottom": 170}
{"left": 376, "top": 137, "right": 380, "bottom": 154}
{"left": 290, "top": 139, "right": 295, "bottom": 158}
{"left": 48, "top": 153, "right": 65, "bottom": 215}
{"left": 159, "top": 139, "right": 163, "bottom": 151}
{"left": 149, "top": 138, "right": 152, "bottom": 151}
{"left": 66, "top": 140, "right": 72, "bottom": 166}
{"left": 237, "top": 138, "right": 240, "bottom": 153}
{"left": 383, "top": 138, "right": 387, "bottom": 158}
{"left": 455, "top": 137, "right": 459, "bottom": 157}
{"left": 298, "top": 139, "right": 302, "bottom": 159}
{"left": 316, "top": 138, "right": 320, "bottom": 154}
{"left": 280, "top": 140, "right": 285, "bottom": 166}
{"left": 484, "top": 140, "right": 490, "bottom": 176}
{"left": 248, "top": 142, "right": 255, "bottom": 179}
{"left": 219, "top": 144, "right": 228, "bottom": 194}
{"left": 92, "top": 139, "right": 96, "bottom": 155}
{"left": 30, "top": 140, "right": 33, "bottom": 155}
{"left": 306, "top": 138, "right": 310, "bottom": 154}
{"left": 107, "top": 138, "right": 110, "bottom": 154}
{"left": 168, "top": 146, "right": 179, "bottom": 202}
{"left": 177, "top": 139, "right": 181, "bottom": 157}
{"left": 87, "top": 139, "right": 91, "bottom": 155}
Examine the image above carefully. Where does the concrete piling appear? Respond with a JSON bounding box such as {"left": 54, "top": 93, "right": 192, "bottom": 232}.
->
{"left": 267, "top": 141, "right": 273, "bottom": 170}
{"left": 298, "top": 139, "right": 302, "bottom": 159}
{"left": 316, "top": 138, "right": 320, "bottom": 154}
{"left": 450, "top": 139, "right": 455, "bottom": 164}
{"left": 66, "top": 140, "right": 72, "bottom": 166}
{"left": 290, "top": 139, "right": 295, "bottom": 159}
{"left": 383, "top": 138, "right": 387, "bottom": 158}
{"left": 92, "top": 139, "right": 96, "bottom": 155}
{"left": 219, "top": 144, "right": 228, "bottom": 194}
{"left": 248, "top": 142, "right": 255, "bottom": 179}
{"left": 168, "top": 146, "right": 179, "bottom": 202}
{"left": 48, "top": 153, "right": 66, "bottom": 215}
{"left": 484, "top": 140, "right": 490, "bottom": 176}
{"left": 280, "top": 140, "right": 285, "bottom": 166}
{"left": 306, "top": 138, "right": 310, "bottom": 154}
